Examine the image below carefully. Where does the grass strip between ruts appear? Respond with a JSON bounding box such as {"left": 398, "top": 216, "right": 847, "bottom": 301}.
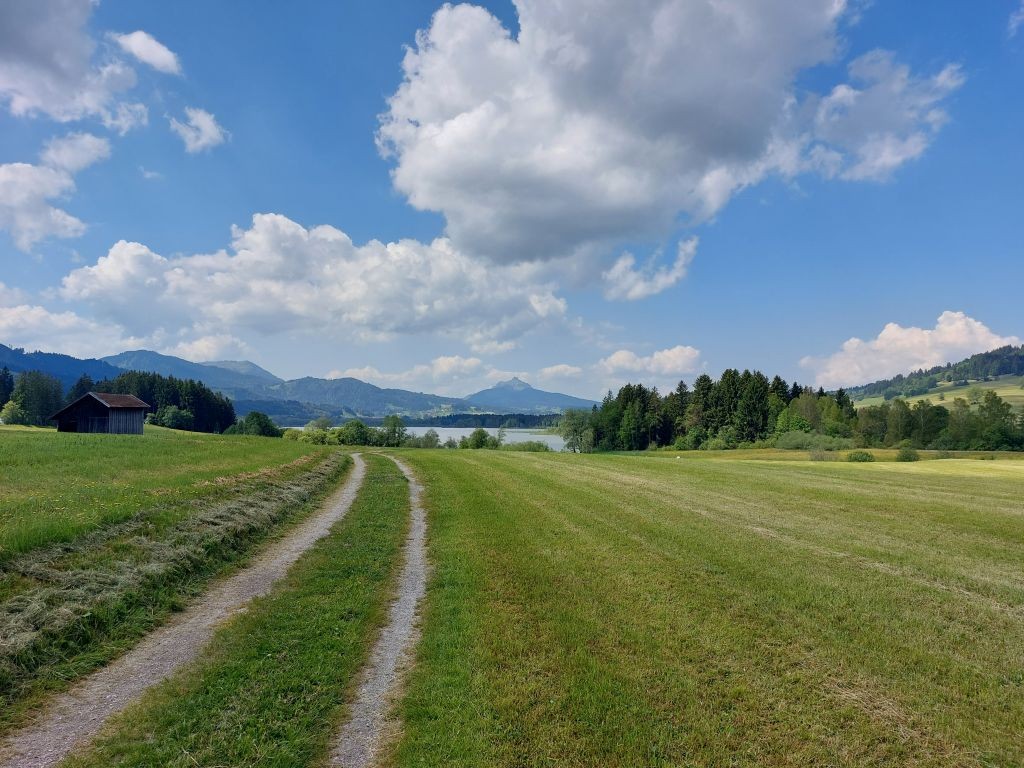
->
{"left": 64, "top": 453, "right": 410, "bottom": 768}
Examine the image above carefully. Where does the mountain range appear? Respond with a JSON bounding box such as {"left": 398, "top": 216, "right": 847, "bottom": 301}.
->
{"left": 1, "top": 344, "right": 597, "bottom": 424}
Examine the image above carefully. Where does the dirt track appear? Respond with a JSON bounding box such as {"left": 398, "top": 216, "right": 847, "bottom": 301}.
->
{"left": 329, "top": 455, "right": 428, "bottom": 767}
{"left": 0, "top": 454, "right": 367, "bottom": 768}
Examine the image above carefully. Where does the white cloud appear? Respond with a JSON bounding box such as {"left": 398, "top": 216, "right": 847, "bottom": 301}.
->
{"left": 801, "top": 311, "right": 1021, "bottom": 389}
{"left": 808, "top": 51, "right": 965, "bottom": 181}
{"left": 39, "top": 132, "right": 111, "bottom": 173}
{"left": 0, "top": 164, "right": 83, "bottom": 251}
{"left": 599, "top": 345, "right": 704, "bottom": 378}
{"left": 169, "top": 107, "right": 228, "bottom": 153}
{"left": 164, "top": 333, "right": 249, "bottom": 362}
{"left": 603, "top": 238, "right": 697, "bottom": 301}
{"left": 1010, "top": 2, "right": 1024, "bottom": 37}
{"left": 328, "top": 355, "right": 484, "bottom": 393}
{"left": 60, "top": 213, "right": 568, "bottom": 353}
{"left": 139, "top": 166, "right": 162, "bottom": 180}
{"left": 103, "top": 101, "right": 148, "bottom": 135}
{"left": 0, "top": 0, "right": 138, "bottom": 122}
{"left": 379, "top": 1, "right": 961, "bottom": 265}
{"left": 0, "top": 298, "right": 249, "bottom": 362}
{"left": 538, "top": 364, "right": 583, "bottom": 380}
{"left": 111, "top": 30, "right": 181, "bottom": 75}
{"left": 0, "top": 282, "right": 28, "bottom": 306}
{"left": 0, "top": 303, "right": 143, "bottom": 359}
{"left": 0, "top": 134, "right": 110, "bottom": 252}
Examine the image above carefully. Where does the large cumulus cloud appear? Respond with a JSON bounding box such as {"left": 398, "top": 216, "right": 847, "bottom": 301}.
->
{"left": 379, "top": 0, "right": 963, "bottom": 265}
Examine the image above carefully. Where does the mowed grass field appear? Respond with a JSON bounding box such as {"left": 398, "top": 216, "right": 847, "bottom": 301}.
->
{"left": 0, "top": 425, "right": 327, "bottom": 560}
{"left": 854, "top": 374, "right": 1024, "bottom": 409}
{"left": 0, "top": 425, "right": 342, "bottom": 727}
{"left": 387, "top": 450, "right": 1024, "bottom": 767}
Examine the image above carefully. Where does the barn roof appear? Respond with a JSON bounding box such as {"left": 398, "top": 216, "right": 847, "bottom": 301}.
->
{"left": 89, "top": 392, "right": 150, "bottom": 409}
{"left": 50, "top": 392, "right": 151, "bottom": 421}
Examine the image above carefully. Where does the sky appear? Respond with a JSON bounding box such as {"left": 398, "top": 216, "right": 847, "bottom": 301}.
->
{"left": 1, "top": 0, "right": 1022, "bottom": 399}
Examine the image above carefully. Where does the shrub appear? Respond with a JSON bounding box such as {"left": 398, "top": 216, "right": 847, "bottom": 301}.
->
{"left": 775, "top": 431, "right": 853, "bottom": 451}
{"left": 809, "top": 449, "right": 835, "bottom": 461}
{"left": 0, "top": 400, "right": 29, "bottom": 425}
{"left": 152, "top": 405, "right": 195, "bottom": 431}
{"left": 500, "top": 441, "right": 551, "bottom": 452}
{"left": 847, "top": 450, "right": 875, "bottom": 462}
{"left": 896, "top": 447, "right": 920, "bottom": 462}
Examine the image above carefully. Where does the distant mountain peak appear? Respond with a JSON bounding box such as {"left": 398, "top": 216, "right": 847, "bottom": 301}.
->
{"left": 495, "top": 376, "right": 533, "bottom": 391}
{"left": 464, "top": 377, "right": 595, "bottom": 414}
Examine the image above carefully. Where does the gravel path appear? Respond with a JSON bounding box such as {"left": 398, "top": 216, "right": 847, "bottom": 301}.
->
{"left": 0, "top": 454, "right": 367, "bottom": 768}
{"left": 330, "top": 455, "right": 428, "bottom": 768}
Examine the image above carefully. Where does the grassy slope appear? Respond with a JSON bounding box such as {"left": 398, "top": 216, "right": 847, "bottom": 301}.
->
{"left": 0, "top": 425, "right": 327, "bottom": 560}
{"left": 854, "top": 374, "right": 1024, "bottom": 409}
{"left": 390, "top": 451, "right": 1024, "bottom": 767}
{"left": 65, "top": 454, "right": 410, "bottom": 768}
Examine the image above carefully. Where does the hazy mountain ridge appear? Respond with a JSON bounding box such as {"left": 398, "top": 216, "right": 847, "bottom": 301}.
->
{"left": 1, "top": 343, "right": 121, "bottom": 388}
{"left": 97, "top": 350, "right": 592, "bottom": 418}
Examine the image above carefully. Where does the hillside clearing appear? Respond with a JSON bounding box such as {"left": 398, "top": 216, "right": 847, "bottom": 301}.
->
{"left": 854, "top": 374, "right": 1024, "bottom": 409}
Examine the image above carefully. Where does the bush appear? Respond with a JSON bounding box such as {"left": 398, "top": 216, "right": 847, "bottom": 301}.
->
{"left": 224, "top": 411, "right": 283, "bottom": 437}
{"left": 0, "top": 399, "right": 29, "bottom": 425}
{"left": 847, "top": 450, "right": 875, "bottom": 462}
{"left": 775, "top": 431, "right": 853, "bottom": 451}
{"left": 809, "top": 449, "right": 835, "bottom": 461}
{"left": 499, "top": 440, "right": 551, "bottom": 452}
{"left": 896, "top": 447, "right": 920, "bottom": 462}
{"left": 152, "top": 405, "right": 195, "bottom": 431}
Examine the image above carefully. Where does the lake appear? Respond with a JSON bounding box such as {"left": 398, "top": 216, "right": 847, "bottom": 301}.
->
{"left": 405, "top": 426, "right": 565, "bottom": 451}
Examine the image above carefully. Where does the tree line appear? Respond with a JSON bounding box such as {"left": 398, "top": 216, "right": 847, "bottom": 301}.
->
{"left": 288, "top": 417, "right": 550, "bottom": 451}
{"left": 0, "top": 368, "right": 236, "bottom": 434}
{"left": 559, "top": 370, "right": 1024, "bottom": 453}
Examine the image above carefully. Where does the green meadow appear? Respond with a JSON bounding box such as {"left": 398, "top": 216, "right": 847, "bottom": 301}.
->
{"left": 0, "top": 424, "right": 327, "bottom": 560}
{"left": 387, "top": 450, "right": 1024, "bottom": 767}
{"left": 2, "top": 433, "right": 1023, "bottom": 765}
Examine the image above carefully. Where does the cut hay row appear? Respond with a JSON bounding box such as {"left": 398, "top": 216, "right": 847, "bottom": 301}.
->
{"left": 0, "top": 450, "right": 351, "bottom": 732}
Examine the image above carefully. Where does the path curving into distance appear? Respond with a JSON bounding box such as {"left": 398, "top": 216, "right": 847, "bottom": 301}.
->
{"left": 0, "top": 454, "right": 367, "bottom": 768}
{"left": 330, "top": 455, "right": 429, "bottom": 768}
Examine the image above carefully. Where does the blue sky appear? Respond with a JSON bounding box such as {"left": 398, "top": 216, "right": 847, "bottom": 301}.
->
{"left": 1, "top": 0, "right": 1022, "bottom": 398}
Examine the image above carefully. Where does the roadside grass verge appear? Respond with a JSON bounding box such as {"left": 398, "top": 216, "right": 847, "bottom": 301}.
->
{"left": 0, "top": 451, "right": 350, "bottom": 734}
{"left": 387, "top": 450, "right": 1024, "bottom": 767}
{"left": 64, "top": 454, "right": 410, "bottom": 768}
{"left": 0, "top": 425, "right": 328, "bottom": 560}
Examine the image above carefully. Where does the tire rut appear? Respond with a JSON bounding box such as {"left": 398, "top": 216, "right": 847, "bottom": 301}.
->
{"left": 329, "top": 455, "right": 428, "bottom": 768}
{"left": 0, "top": 453, "right": 367, "bottom": 768}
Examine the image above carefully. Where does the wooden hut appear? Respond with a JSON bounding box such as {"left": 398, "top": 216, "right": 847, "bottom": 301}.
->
{"left": 50, "top": 392, "right": 150, "bottom": 434}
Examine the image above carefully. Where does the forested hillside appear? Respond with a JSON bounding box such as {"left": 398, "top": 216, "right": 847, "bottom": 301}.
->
{"left": 846, "top": 345, "right": 1024, "bottom": 401}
